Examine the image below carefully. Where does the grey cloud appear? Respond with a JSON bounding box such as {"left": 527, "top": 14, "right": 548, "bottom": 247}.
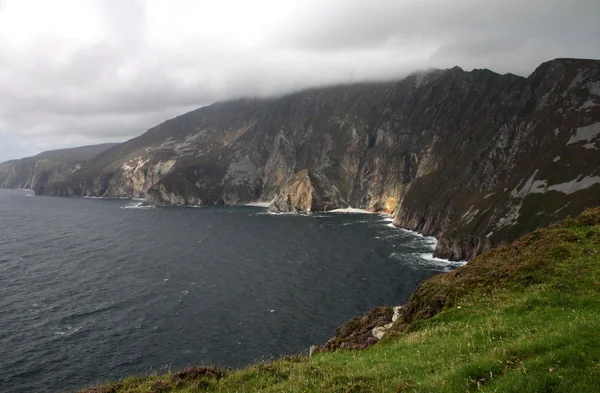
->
{"left": 0, "top": 0, "right": 599, "bottom": 161}
{"left": 280, "top": 0, "right": 600, "bottom": 73}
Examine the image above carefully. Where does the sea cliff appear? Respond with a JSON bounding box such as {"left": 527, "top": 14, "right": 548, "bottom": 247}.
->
{"left": 29, "top": 58, "right": 600, "bottom": 260}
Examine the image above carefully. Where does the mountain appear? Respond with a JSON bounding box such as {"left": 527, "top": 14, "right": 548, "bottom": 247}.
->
{"left": 36, "top": 58, "right": 600, "bottom": 260}
{"left": 0, "top": 143, "right": 119, "bottom": 190}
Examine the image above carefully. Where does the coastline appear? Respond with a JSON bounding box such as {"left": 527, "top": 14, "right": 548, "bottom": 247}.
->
{"left": 242, "top": 201, "right": 272, "bottom": 207}
{"left": 327, "top": 207, "right": 376, "bottom": 214}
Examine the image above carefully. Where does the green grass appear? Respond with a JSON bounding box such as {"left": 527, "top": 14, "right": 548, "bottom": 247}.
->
{"left": 81, "top": 208, "right": 600, "bottom": 393}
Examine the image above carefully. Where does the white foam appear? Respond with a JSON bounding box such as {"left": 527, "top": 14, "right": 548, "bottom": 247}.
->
{"left": 418, "top": 255, "right": 467, "bottom": 272}
{"left": 121, "top": 202, "right": 154, "bottom": 209}
{"left": 342, "top": 219, "right": 372, "bottom": 226}
{"left": 397, "top": 227, "right": 437, "bottom": 244}
{"left": 84, "top": 196, "right": 131, "bottom": 200}
{"left": 256, "top": 211, "right": 297, "bottom": 216}
{"left": 328, "top": 207, "right": 374, "bottom": 214}
{"left": 379, "top": 216, "right": 397, "bottom": 228}
{"left": 419, "top": 253, "right": 466, "bottom": 265}
{"left": 53, "top": 325, "right": 82, "bottom": 337}
{"left": 243, "top": 201, "right": 272, "bottom": 207}
{"left": 384, "top": 224, "right": 466, "bottom": 268}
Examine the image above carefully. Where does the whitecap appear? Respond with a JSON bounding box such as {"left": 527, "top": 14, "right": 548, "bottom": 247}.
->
{"left": 342, "top": 219, "right": 372, "bottom": 226}
{"left": 243, "top": 201, "right": 272, "bottom": 207}
{"left": 121, "top": 202, "right": 154, "bottom": 209}
{"left": 53, "top": 325, "right": 83, "bottom": 337}
{"left": 256, "top": 211, "right": 296, "bottom": 216}
{"left": 327, "top": 207, "right": 374, "bottom": 214}
{"left": 416, "top": 253, "right": 467, "bottom": 272}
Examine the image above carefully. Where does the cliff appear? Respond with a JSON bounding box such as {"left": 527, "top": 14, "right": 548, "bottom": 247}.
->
{"left": 0, "top": 143, "right": 118, "bottom": 191}
{"left": 37, "top": 58, "right": 600, "bottom": 260}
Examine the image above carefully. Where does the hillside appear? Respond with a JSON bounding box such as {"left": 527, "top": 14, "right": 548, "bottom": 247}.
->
{"left": 0, "top": 143, "right": 118, "bottom": 190}
{"left": 35, "top": 58, "right": 600, "bottom": 260}
{"left": 79, "top": 207, "right": 600, "bottom": 393}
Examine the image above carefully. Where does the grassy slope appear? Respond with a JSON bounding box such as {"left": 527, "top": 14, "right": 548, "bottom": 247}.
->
{"left": 82, "top": 208, "right": 600, "bottom": 393}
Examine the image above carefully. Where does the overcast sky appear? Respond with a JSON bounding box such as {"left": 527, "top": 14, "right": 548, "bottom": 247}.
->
{"left": 0, "top": 0, "right": 599, "bottom": 161}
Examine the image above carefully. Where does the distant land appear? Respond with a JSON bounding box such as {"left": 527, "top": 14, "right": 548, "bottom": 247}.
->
{"left": 0, "top": 143, "right": 118, "bottom": 190}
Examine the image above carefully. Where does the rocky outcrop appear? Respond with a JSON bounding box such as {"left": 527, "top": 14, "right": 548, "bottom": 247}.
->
{"left": 268, "top": 169, "right": 345, "bottom": 213}
{"left": 313, "top": 306, "right": 394, "bottom": 352}
{"left": 35, "top": 58, "right": 600, "bottom": 260}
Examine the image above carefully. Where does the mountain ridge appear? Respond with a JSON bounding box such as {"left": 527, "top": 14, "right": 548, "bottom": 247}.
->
{"left": 20, "top": 57, "right": 600, "bottom": 260}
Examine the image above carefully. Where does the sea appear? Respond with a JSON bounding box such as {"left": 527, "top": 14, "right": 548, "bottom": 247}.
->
{"left": 0, "top": 188, "right": 464, "bottom": 393}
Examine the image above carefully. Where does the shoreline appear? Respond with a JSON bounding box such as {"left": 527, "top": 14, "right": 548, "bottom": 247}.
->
{"left": 381, "top": 217, "right": 467, "bottom": 266}
{"left": 242, "top": 201, "right": 272, "bottom": 207}
{"left": 21, "top": 191, "right": 464, "bottom": 265}
{"left": 327, "top": 207, "right": 375, "bottom": 214}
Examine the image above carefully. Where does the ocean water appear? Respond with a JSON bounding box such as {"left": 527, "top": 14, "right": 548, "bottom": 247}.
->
{"left": 0, "top": 189, "right": 464, "bottom": 393}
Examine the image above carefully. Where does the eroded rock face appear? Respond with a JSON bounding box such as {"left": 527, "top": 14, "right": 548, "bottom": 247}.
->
{"left": 313, "top": 306, "right": 394, "bottom": 352}
{"left": 268, "top": 169, "right": 344, "bottom": 213}
{"left": 33, "top": 58, "right": 600, "bottom": 259}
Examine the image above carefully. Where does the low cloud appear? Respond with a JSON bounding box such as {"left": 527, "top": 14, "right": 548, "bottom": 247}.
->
{"left": 0, "top": 0, "right": 598, "bottom": 160}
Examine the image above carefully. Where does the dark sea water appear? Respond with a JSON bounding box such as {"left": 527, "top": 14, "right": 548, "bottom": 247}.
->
{"left": 0, "top": 189, "right": 464, "bottom": 393}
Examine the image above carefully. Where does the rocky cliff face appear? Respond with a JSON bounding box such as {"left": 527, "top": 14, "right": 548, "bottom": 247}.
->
{"left": 37, "top": 58, "right": 600, "bottom": 260}
{"left": 0, "top": 144, "right": 118, "bottom": 191}
{"left": 268, "top": 169, "right": 345, "bottom": 213}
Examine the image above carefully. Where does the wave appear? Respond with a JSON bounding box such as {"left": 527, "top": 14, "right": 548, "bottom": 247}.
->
{"left": 327, "top": 207, "right": 374, "bottom": 214}
{"left": 418, "top": 253, "right": 467, "bottom": 266}
{"left": 52, "top": 325, "right": 83, "bottom": 338}
{"left": 256, "top": 211, "right": 298, "bottom": 216}
{"left": 121, "top": 202, "right": 154, "bottom": 209}
{"left": 243, "top": 201, "right": 272, "bottom": 207}
{"left": 83, "top": 196, "right": 131, "bottom": 200}
{"left": 389, "top": 251, "right": 466, "bottom": 271}
{"left": 342, "top": 219, "right": 372, "bottom": 226}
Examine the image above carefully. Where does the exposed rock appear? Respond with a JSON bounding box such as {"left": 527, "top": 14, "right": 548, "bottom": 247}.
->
{"left": 32, "top": 58, "right": 600, "bottom": 260}
{"left": 314, "top": 306, "right": 394, "bottom": 352}
{"left": 268, "top": 169, "right": 345, "bottom": 213}
{"left": 371, "top": 306, "right": 402, "bottom": 339}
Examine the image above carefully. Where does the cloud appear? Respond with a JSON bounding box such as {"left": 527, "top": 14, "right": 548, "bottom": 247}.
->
{"left": 0, "top": 0, "right": 598, "bottom": 161}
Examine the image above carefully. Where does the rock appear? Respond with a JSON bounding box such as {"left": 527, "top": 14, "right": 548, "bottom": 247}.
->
{"left": 24, "top": 58, "right": 600, "bottom": 260}
{"left": 268, "top": 169, "right": 345, "bottom": 213}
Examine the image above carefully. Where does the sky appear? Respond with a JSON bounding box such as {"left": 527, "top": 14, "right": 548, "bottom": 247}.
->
{"left": 0, "top": 0, "right": 599, "bottom": 161}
